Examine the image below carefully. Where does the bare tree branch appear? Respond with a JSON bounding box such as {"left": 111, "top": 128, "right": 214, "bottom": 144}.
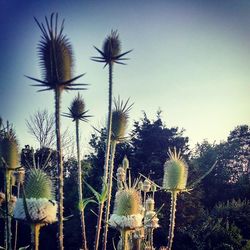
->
{"left": 26, "top": 109, "right": 74, "bottom": 156}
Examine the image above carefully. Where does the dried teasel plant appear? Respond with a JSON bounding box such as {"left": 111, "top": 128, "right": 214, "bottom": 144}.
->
{"left": 92, "top": 30, "right": 132, "bottom": 250}
{"left": 14, "top": 168, "right": 57, "bottom": 250}
{"left": 26, "top": 13, "right": 87, "bottom": 249}
{"left": 103, "top": 97, "right": 133, "bottom": 245}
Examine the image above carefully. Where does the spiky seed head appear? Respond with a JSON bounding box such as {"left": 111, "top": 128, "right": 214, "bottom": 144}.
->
{"left": 0, "top": 134, "right": 19, "bottom": 169}
{"left": 138, "top": 181, "right": 143, "bottom": 191}
{"left": 25, "top": 169, "right": 55, "bottom": 200}
{"left": 92, "top": 30, "right": 132, "bottom": 66}
{"left": 117, "top": 166, "right": 125, "bottom": 174}
{"left": 151, "top": 184, "right": 157, "bottom": 192}
{"left": 14, "top": 198, "right": 57, "bottom": 224}
{"left": 143, "top": 179, "right": 151, "bottom": 192}
{"left": 41, "top": 39, "right": 73, "bottom": 85}
{"left": 163, "top": 148, "right": 188, "bottom": 191}
{"left": 111, "top": 97, "right": 132, "bottom": 141}
{"left": 111, "top": 110, "right": 128, "bottom": 141}
{"left": 116, "top": 166, "right": 126, "bottom": 182}
{"left": 122, "top": 155, "right": 129, "bottom": 171}
{"left": 69, "top": 94, "right": 85, "bottom": 120}
{"left": 114, "top": 188, "right": 141, "bottom": 216}
{"left": 146, "top": 198, "right": 155, "bottom": 211}
{"left": 103, "top": 30, "right": 121, "bottom": 62}
{"left": 37, "top": 14, "right": 73, "bottom": 89}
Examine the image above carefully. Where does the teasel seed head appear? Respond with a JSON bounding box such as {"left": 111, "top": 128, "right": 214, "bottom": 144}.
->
{"left": 122, "top": 155, "right": 129, "bottom": 171}
{"left": 111, "top": 97, "right": 133, "bottom": 142}
{"left": 145, "top": 197, "right": 155, "bottom": 211}
{"left": 138, "top": 181, "right": 143, "bottom": 191}
{"left": 114, "top": 188, "right": 141, "bottom": 216}
{"left": 25, "top": 168, "right": 55, "bottom": 200}
{"left": 163, "top": 148, "right": 188, "bottom": 191}
{"left": 63, "top": 93, "right": 91, "bottom": 122}
{"left": 0, "top": 130, "right": 19, "bottom": 170}
{"left": 143, "top": 179, "right": 151, "bottom": 193}
{"left": 116, "top": 166, "right": 126, "bottom": 182}
{"left": 92, "top": 30, "right": 132, "bottom": 66}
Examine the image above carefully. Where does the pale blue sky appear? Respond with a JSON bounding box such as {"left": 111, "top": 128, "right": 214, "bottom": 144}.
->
{"left": 0, "top": 0, "right": 249, "bottom": 151}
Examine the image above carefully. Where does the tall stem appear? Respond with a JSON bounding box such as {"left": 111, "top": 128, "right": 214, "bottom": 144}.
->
{"left": 55, "top": 88, "right": 64, "bottom": 250}
{"left": 76, "top": 119, "right": 88, "bottom": 250}
{"left": 167, "top": 191, "right": 178, "bottom": 250}
{"left": 94, "top": 62, "right": 113, "bottom": 250}
{"left": 102, "top": 140, "right": 117, "bottom": 250}
{"left": 31, "top": 224, "right": 40, "bottom": 250}
{"left": 4, "top": 169, "right": 12, "bottom": 250}
{"left": 121, "top": 229, "right": 129, "bottom": 250}
{"left": 14, "top": 182, "right": 21, "bottom": 250}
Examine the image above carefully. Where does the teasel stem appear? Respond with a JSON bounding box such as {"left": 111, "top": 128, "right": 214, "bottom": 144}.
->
{"left": 94, "top": 62, "right": 113, "bottom": 250}
{"left": 150, "top": 228, "right": 154, "bottom": 249}
{"left": 31, "top": 224, "right": 41, "bottom": 250}
{"left": 14, "top": 181, "right": 21, "bottom": 250}
{"left": 4, "top": 169, "right": 12, "bottom": 250}
{"left": 55, "top": 88, "right": 64, "bottom": 250}
{"left": 167, "top": 191, "right": 178, "bottom": 250}
{"left": 76, "top": 119, "right": 88, "bottom": 250}
{"left": 121, "top": 229, "right": 129, "bottom": 250}
{"left": 103, "top": 140, "right": 117, "bottom": 250}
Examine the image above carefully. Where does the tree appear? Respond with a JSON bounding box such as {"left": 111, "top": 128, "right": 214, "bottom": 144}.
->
{"left": 26, "top": 109, "right": 74, "bottom": 158}
{"left": 130, "top": 111, "right": 189, "bottom": 181}
{"left": 27, "top": 13, "right": 86, "bottom": 249}
{"left": 26, "top": 109, "right": 54, "bottom": 149}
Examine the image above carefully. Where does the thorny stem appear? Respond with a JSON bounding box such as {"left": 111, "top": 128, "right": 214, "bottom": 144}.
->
{"left": 94, "top": 62, "right": 113, "bottom": 250}
{"left": 14, "top": 182, "right": 21, "bottom": 250}
{"left": 121, "top": 229, "right": 129, "bottom": 250}
{"left": 167, "top": 191, "right": 178, "bottom": 250}
{"left": 55, "top": 88, "right": 64, "bottom": 250}
{"left": 31, "top": 224, "right": 41, "bottom": 250}
{"left": 4, "top": 169, "right": 12, "bottom": 250}
{"left": 76, "top": 119, "right": 88, "bottom": 250}
{"left": 102, "top": 140, "right": 117, "bottom": 250}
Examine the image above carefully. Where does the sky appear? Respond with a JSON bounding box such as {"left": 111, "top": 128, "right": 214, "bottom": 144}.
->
{"left": 0, "top": 0, "right": 249, "bottom": 152}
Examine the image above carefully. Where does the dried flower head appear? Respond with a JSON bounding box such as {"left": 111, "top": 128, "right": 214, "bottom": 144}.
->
{"left": 114, "top": 188, "right": 141, "bottom": 216}
{"left": 111, "top": 97, "right": 133, "bottom": 142}
{"left": 163, "top": 148, "right": 188, "bottom": 191}
{"left": 14, "top": 198, "right": 57, "bottom": 224}
{"left": 92, "top": 30, "right": 132, "bottom": 66}
{"left": 14, "top": 169, "right": 57, "bottom": 224}
{"left": 63, "top": 93, "right": 91, "bottom": 122}
{"left": 145, "top": 197, "right": 155, "bottom": 211}
{"left": 143, "top": 179, "right": 151, "bottom": 192}
{"left": 25, "top": 168, "right": 55, "bottom": 200}
{"left": 26, "top": 13, "right": 86, "bottom": 92}
{"left": 0, "top": 130, "right": 19, "bottom": 170}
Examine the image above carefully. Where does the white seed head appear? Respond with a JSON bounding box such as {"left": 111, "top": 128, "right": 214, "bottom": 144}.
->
{"left": 109, "top": 213, "right": 143, "bottom": 230}
{"left": 14, "top": 198, "right": 57, "bottom": 224}
{"left": 145, "top": 198, "right": 155, "bottom": 211}
{"left": 143, "top": 179, "right": 151, "bottom": 192}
